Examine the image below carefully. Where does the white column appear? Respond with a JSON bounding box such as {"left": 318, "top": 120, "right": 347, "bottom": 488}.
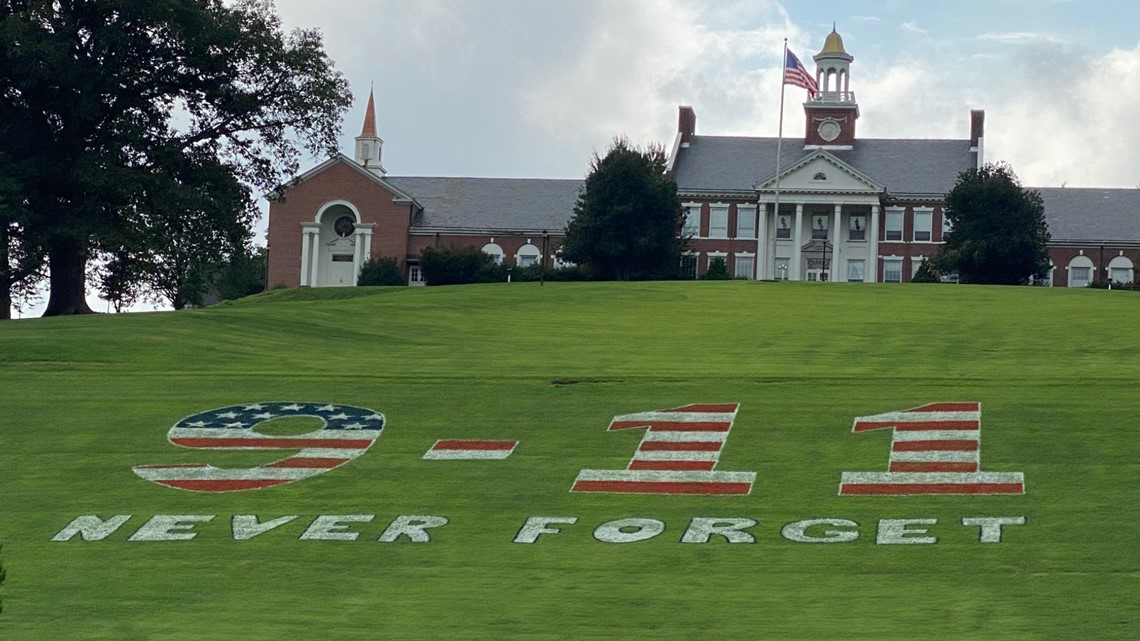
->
{"left": 309, "top": 231, "right": 321, "bottom": 287}
{"left": 756, "top": 201, "right": 768, "bottom": 280}
{"left": 300, "top": 228, "right": 312, "bottom": 287}
{"left": 356, "top": 223, "right": 377, "bottom": 282}
{"left": 791, "top": 203, "right": 804, "bottom": 281}
{"left": 869, "top": 205, "right": 880, "bottom": 283}
{"left": 831, "top": 204, "right": 842, "bottom": 281}
{"left": 300, "top": 223, "right": 321, "bottom": 287}
{"left": 352, "top": 229, "right": 365, "bottom": 282}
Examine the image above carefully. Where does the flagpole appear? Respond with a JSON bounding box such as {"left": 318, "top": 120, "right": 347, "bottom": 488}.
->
{"left": 772, "top": 38, "right": 787, "bottom": 280}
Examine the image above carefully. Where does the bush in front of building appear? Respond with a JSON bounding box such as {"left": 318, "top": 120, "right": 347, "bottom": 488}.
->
{"left": 911, "top": 261, "right": 940, "bottom": 283}
{"left": 357, "top": 256, "right": 405, "bottom": 286}
{"left": 702, "top": 257, "right": 729, "bottom": 280}
{"left": 420, "top": 245, "right": 505, "bottom": 285}
{"left": 511, "top": 264, "right": 590, "bottom": 282}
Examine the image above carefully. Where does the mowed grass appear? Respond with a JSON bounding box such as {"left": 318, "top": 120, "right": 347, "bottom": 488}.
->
{"left": 0, "top": 281, "right": 1137, "bottom": 640}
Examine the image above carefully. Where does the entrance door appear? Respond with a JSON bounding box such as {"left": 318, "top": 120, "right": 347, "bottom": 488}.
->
{"left": 326, "top": 253, "right": 355, "bottom": 286}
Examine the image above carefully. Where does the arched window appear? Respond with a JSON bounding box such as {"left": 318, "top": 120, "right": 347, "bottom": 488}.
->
{"left": 1067, "top": 255, "right": 1094, "bottom": 288}
{"left": 481, "top": 243, "right": 504, "bottom": 265}
{"left": 515, "top": 243, "right": 540, "bottom": 268}
{"left": 1108, "top": 255, "right": 1134, "bottom": 285}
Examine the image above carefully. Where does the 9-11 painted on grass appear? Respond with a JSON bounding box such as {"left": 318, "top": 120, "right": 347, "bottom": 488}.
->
{"left": 132, "top": 401, "right": 1024, "bottom": 496}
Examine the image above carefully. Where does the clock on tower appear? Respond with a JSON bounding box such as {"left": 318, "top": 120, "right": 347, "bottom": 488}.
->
{"left": 804, "top": 27, "right": 860, "bottom": 147}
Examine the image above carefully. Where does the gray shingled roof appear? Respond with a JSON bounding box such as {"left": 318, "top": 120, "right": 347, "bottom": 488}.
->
{"left": 672, "top": 135, "right": 977, "bottom": 197}
{"left": 387, "top": 176, "right": 581, "bottom": 232}
{"left": 1037, "top": 187, "right": 1140, "bottom": 243}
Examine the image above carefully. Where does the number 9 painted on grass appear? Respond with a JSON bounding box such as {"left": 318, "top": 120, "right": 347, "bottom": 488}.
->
{"left": 132, "top": 403, "right": 384, "bottom": 492}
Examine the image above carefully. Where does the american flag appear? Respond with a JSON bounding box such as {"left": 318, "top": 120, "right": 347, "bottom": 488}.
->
{"left": 839, "top": 403, "right": 1024, "bottom": 495}
{"left": 573, "top": 404, "right": 756, "bottom": 495}
{"left": 784, "top": 49, "right": 818, "bottom": 96}
{"left": 133, "top": 402, "right": 384, "bottom": 492}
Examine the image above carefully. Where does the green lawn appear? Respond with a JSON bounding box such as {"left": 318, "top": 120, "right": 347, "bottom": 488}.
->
{"left": 0, "top": 281, "right": 1136, "bottom": 640}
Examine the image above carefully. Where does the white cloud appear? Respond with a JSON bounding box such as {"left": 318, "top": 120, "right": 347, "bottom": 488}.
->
{"left": 900, "top": 21, "right": 928, "bottom": 35}
{"left": 976, "top": 32, "right": 1066, "bottom": 45}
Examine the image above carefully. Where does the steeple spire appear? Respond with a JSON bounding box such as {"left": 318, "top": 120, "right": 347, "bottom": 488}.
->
{"left": 360, "top": 85, "right": 378, "bottom": 138}
{"left": 354, "top": 84, "right": 385, "bottom": 176}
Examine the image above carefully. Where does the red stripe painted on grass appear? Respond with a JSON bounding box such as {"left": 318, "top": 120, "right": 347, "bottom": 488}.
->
{"left": 571, "top": 480, "right": 752, "bottom": 495}
{"left": 662, "top": 404, "right": 739, "bottom": 413}
{"left": 855, "top": 420, "right": 979, "bottom": 432}
{"left": 431, "top": 440, "right": 516, "bottom": 451}
{"left": 892, "top": 440, "right": 979, "bottom": 452}
{"left": 628, "top": 460, "right": 717, "bottom": 471}
{"left": 155, "top": 478, "right": 293, "bottom": 492}
{"left": 265, "top": 457, "right": 350, "bottom": 468}
{"left": 840, "top": 482, "right": 1023, "bottom": 495}
{"left": 610, "top": 421, "right": 732, "bottom": 432}
{"left": 904, "top": 403, "right": 979, "bottom": 413}
{"left": 638, "top": 441, "right": 723, "bottom": 452}
{"left": 888, "top": 461, "right": 980, "bottom": 473}
{"left": 170, "top": 437, "right": 374, "bottom": 449}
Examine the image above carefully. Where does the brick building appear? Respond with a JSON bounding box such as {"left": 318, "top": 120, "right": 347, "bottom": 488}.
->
{"left": 267, "top": 29, "right": 1140, "bottom": 288}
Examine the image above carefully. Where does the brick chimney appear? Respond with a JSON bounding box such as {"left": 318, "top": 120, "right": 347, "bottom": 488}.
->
{"left": 678, "top": 106, "right": 696, "bottom": 143}
{"left": 970, "top": 109, "right": 985, "bottom": 167}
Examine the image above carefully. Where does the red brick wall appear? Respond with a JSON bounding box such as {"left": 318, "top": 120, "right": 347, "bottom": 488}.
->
{"left": 266, "top": 161, "right": 412, "bottom": 287}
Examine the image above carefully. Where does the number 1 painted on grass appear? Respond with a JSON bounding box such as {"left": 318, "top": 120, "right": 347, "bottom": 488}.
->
{"left": 572, "top": 404, "right": 757, "bottom": 495}
{"left": 838, "top": 403, "right": 1024, "bottom": 495}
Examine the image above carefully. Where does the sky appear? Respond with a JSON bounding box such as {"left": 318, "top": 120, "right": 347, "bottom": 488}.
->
{"left": 18, "top": 0, "right": 1140, "bottom": 316}
{"left": 271, "top": 0, "right": 1140, "bottom": 189}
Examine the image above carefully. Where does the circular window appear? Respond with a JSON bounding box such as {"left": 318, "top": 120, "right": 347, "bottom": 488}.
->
{"left": 334, "top": 216, "right": 355, "bottom": 238}
{"left": 817, "top": 119, "right": 841, "bottom": 142}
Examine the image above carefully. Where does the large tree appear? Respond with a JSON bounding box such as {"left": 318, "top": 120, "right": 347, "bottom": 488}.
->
{"left": 934, "top": 162, "right": 1051, "bottom": 285}
{"left": 0, "top": 0, "right": 352, "bottom": 316}
{"left": 561, "top": 138, "right": 684, "bottom": 280}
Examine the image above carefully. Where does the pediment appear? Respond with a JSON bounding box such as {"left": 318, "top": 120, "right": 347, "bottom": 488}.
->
{"left": 755, "top": 150, "right": 883, "bottom": 194}
{"left": 268, "top": 154, "right": 421, "bottom": 206}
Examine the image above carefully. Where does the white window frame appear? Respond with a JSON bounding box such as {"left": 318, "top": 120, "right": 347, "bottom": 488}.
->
{"left": 883, "top": 257, "right": 903, "bottom": 283}
{"left": 776, "top": 214, "right": 792, "bottom": 240}
{"left": 408, "top": 264, "right": 425, "bottom": 286}
{"left": 811, "top": 213, "right": 829, "bottom": 240}
{"left": 1067, "top": 254, "right": 1094, "bottom": 288}
{"left": 911, "top": 255, "right": 926, "bottom": 278}
{"left": 734, "top": 252, "right": 755, "bottom": 280}
{"left": 481, "top": 242, "right": 504, "bottom": 265}
{"left": 884, "top": 208, "right": 904, "bottom": 242}
{"left": 515, "top": 243, "right": 541, "bottom": 268}
{"left": 709, "top": 206, "right": 729, "bottom": 239}
{"left": 913, "top": 208, "right": 933, "bottom": 242}
{"left": 1108, "top": 255, "right": 1134, "bottom": 284}
{"left": 682, "top": 203, "right": 701, "bottom": 237}
{"left": 736, "top": 206, "right": 757, "bottom": 239}
{"left": 680, "top": 253, "right": 698, "bottom": 279}
{"left": 847, "top": 259, "right": 865, "bottom": 282}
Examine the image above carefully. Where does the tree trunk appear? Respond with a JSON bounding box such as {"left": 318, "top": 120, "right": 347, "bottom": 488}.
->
{"left": 0, "top": 224, "right": 10, "bottom": 320}
{"left": 43, "top": 235, "right": 94, "bottom": 316}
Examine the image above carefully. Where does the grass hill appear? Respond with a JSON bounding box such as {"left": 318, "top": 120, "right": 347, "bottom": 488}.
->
{"left": 0, "top": 281, "right": 1136, "bottom": 640}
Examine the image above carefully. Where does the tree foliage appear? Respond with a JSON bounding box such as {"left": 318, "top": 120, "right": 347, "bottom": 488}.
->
{"left": 357, "top": 256, "right": 405, "bottom": 286}
{"left": 560, "top": 138, "right": 684, "bottom": 280}
{"left": 419, "top": 245, "right": 503, "bottom": 286}
{"left": 0, "top": 0, "right": 352, "bottom": 316}
{"left": 703, "top": 256, "right": 729, "bottom": 280}
{"left": 933, "top": 162, "right": 1051, "bottom": 285}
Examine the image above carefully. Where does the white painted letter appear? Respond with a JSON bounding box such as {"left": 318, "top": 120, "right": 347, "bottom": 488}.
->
{"left": 593, "top": 518, "right": 666, "bottom": 543}
{"left": 51, "top": 515, "right": 132, "bottom": 542}
{"left": 781, "top": 518, "right": 860, "bottom": 543}
{"left": 232, "top": 515, "right": 299, "bottom": 541}
{"left": 300, "top": 515, "right": 374, "bottom": 541}
{"left": 681, "top": 517, "right": 757, "bottom": 543}
{"left": 128, "top": 515, "right": 215, "bottom": 541}
{"left": 962, "top": 516, "right": 1025, "bottom": 543}
{"left": 513, "top": 516, "right": 578, "bottom": 543}
{"left": 378, "top": 515, "right": 449, "bottom": 542}
{"left": 876, "top": 518, "right": 938, "bottom": 545}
